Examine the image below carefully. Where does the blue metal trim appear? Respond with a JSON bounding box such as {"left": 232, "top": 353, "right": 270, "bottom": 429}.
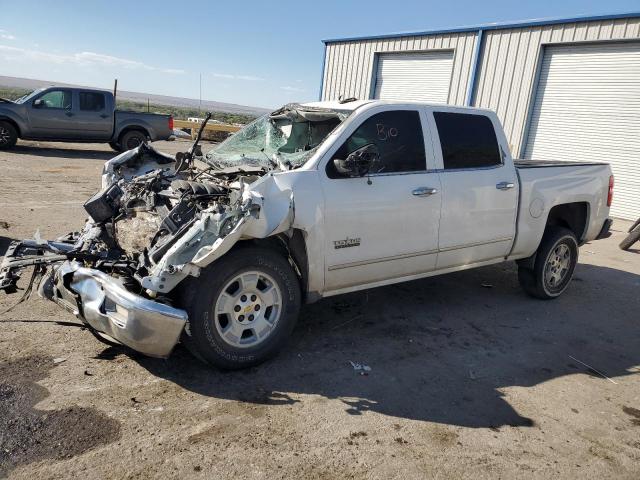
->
{"left": 368, "top": 52, "right": 380, "bottom": 99}
{"left": 318, "top": 43, "right": 327, "bottom": 100}
{"left": 322, "top": 11, "right": 640, "bottom": 44}
{"left": 465, "top": 29, "right": 484, "bottom": 106}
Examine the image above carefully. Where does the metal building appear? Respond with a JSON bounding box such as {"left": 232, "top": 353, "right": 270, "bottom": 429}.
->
{"left": 319, "top": 12, "right": 640, "bottom": 220}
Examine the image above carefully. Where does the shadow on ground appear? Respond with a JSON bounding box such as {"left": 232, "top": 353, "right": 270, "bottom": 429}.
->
{"left": 93, "top": 262, "right": 640, "bottom": 428}
{"left": 0, "top": 356, "right": 121, "bottom": 477}
{"left": 9, "top": 144, "right": 115, "bottom": 161}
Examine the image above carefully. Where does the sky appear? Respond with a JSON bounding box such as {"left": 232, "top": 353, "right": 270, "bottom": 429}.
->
{"left": 0, "top": 0, "right": 638, "bottom": 109}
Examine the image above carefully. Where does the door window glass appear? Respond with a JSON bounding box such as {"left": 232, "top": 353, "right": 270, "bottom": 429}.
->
{"left": 327, "top": 110, "right": 426, "bottom": 178}
{"left": 36, "top": 90, "right": 72, "bottom": 109}
{"left": 434, "top": 112, "right": 501, "bottom": 169}
{"left": 79, "top": 92, "right": 106, "bottom": 111}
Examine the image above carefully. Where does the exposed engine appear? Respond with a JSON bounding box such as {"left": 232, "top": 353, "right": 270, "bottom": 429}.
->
{"left": 0, "top": 104, "right": 343, "bottom": 302}
{"left": 71, "top": 141, "right": 268, "bottom": 296}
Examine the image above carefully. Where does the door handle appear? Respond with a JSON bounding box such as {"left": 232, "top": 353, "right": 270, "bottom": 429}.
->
{"left": 100, "top": 114, "right": 109, "bottom": 119}
{"left": 65, "top": 112, "right": 74, "bottom": 117}
{"left": 412, "top": 187, "right": 438, "bottom": 197}
{"left": 496, "top": 182, "right": 515, "bottom": 190}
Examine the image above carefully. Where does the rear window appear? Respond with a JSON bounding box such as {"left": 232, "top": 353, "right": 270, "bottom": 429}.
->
{"left": 79, "top": 92, "right": 106, "bottom": 111}
{"left": 434, "top": 112, "right": 501, "bottom": 169}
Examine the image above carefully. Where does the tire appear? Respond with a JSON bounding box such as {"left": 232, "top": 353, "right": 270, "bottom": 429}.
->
{"left": 119, "top": 130, "right": 147, "bottom": 151}
{"left": 179, "top": 246, "right": 301, "bottom": 369}
{"left": 619, "top": 225, "right": 640, "bottom": 251}
{"left": 518, "top": 226, "right": 579, "bottom": 300}
{"left": 0, "top": 121, "right": 18, "bottom": 149}
{"left": 108, "top": 141, "right": 122, "bottom": 152}
{"left": 627, "top": 218, "right": 640, "bottom": 234}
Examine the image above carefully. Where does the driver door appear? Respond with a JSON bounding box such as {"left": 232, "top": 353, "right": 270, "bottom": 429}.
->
{"left": 320, "top": 107, "right": 442, "bottom": 292}
{"left": 27, "top": 89, "right": 77, "bottom": 138}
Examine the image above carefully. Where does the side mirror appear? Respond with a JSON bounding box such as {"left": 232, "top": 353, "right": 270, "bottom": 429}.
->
{"left": 333, "top": 143, "right": 380, "bottom": 177}
{"left": 33, "top": 99, "right": 44, "bottom": 108}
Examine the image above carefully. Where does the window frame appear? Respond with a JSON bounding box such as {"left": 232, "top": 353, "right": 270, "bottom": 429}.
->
{"left": 322, "top": 105, "right": 435, "bottom": 179}
{"left": 78, "top": 91, "right": 106, "bottom": 112}
{"left": 428, "top": 108, "right": 505, "bottom": 172}
{"left": 32, "top": 89, "right": 73, "bottom": 111}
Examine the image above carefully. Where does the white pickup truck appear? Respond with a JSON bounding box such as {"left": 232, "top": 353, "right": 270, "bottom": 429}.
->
{"left": 0, "top": 100, "right": 614, "bottom": 369}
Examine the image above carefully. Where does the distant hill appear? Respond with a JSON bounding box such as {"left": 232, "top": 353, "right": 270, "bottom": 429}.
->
{"left": 0, "top": 75, "right": 271, "bottom": 116}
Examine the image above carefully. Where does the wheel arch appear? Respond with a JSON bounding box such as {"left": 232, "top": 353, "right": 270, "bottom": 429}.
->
{"left": 230, "top": 229, "right": 310, "bottom": 302}
{"left": 0, "top": 116, "right": 22, "bottom": 137}
{"left": 118, "top": 126, "right": 150, "bottom": 143}
{"left": 544, "top": 202, "right": 589, "bottom": 242}
{"left": 518, "top": 202, "right": 588, "bottom": 270}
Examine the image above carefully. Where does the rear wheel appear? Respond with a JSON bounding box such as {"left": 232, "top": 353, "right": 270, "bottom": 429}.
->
{"left": 180, "top": 247, "right": 301, "bottom": 369}
{"left": 119, "top": 130, "right": 147, "bottom": 151}
{"left": 0, "top": 121, "right": 18, "bottom": 149}
{"left": 518, "top": 226, "right": 578, "bottom": 299}
{"left": 108, "top": 141, "right": 121, "bottom": 152}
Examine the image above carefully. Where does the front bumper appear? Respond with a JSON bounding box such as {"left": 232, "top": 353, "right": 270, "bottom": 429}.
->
{"left": 1, "top": 238, "right": 188, "bottom": 358}
{"left": 52, "top": 262, "right": 188, "bottom": 358}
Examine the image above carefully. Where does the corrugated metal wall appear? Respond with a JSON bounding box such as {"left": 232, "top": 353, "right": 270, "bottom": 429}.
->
{"left": 322, "top": 17, "right": 640, "bottom": 156}
{"left": 321, "top": 32, "right": 478, "bottom": 106}
{"left": 474, "top": 17, "right": 640, "bottom": 156}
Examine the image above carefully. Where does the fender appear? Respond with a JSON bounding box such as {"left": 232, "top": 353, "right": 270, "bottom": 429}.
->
{"left": 0, "top": 108, "right": 28, "bottom": 136}
{"left": 114, "top": 117, "right": 156, "bottom": 141}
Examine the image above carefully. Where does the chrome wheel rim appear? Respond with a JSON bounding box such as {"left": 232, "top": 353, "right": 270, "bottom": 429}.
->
{"left": 544, "top": 243, "right": 571, "bottom": 289}
{"left": 0, "top": 126, "right": 10, "bottom": 145}
{"left": 214, "top": 271, "right": 282, "bottom": 348}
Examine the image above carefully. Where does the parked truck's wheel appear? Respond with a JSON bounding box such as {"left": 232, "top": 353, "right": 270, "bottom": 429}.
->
{"left": 619, "top": 225, "right": 640, "bottom": 251}
{"left": 628, "top": 218, "right": 640, "bottom": 233}
{"left": 180, "top": 246, "right": 301, "bottom": 370}
{"left": 518, "top": 226, "right": 578, "bottom": 300}
{"left": 119, "top": 130, "right": 147, "bottom": 151}
{"left": 108, "top": 141, "right": 121, "bottom": 152}
{"left": 0, "top": 121, "right": 18, "bottom": 149}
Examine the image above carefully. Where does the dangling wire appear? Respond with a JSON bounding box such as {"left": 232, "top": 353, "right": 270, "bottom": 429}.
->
{"left": 0, "top": 264, "right": 45, "bottom": 316}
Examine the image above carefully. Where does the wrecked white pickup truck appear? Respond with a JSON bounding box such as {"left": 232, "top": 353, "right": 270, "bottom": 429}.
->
{"left": 0, "top": 100, "right": 614, "bottom": 369}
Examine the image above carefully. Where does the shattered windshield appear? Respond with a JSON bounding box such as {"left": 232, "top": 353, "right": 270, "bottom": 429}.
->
{"left": 205, "top": 104, "right": 350, "bottom": 170}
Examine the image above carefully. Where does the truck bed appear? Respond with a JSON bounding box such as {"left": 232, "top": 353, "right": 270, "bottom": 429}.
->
{"left": 515, "top": 159, "right": 608, "bottom": 168}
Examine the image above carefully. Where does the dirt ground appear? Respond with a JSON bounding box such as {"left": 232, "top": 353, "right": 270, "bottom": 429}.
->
{"left": 1, "top": 139, "right": 639, "bottom": 480}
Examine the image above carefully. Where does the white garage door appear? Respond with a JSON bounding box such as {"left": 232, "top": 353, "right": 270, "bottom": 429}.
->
{"left": 524, "top": 42, "right": 640, "bottom": 220}
{"left": 373, "top": 51, "right": 454, "bottom": 103}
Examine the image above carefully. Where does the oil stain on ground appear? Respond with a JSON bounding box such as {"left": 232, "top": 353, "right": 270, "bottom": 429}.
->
{"left": 0, "top": 355, "right": 120, "bottom": 477}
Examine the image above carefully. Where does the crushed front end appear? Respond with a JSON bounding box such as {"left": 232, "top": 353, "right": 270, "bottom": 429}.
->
{"left": 0, "top": 142, "right": 291, "bottom": 357}
{"left": 0, "top": 104, "right": 347, "bottom": 358}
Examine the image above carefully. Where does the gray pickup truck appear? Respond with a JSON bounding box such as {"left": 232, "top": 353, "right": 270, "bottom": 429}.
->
{"left": 0, "top": 86, "right": 174, "bottom": 151}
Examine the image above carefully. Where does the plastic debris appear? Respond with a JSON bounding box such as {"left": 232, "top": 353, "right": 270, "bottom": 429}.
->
{"left": 349, "top": 361, "right": 372, "bottom": 375}
{"left": 53, "top": 357, "right": 67, "bottom": 364}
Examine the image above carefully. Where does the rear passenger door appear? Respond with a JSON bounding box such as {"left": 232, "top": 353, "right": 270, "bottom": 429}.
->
{"left": 74, "top": 91, "right": 113, "bottom": 140}
{"left": 428, "top": 109, "right": 518, "bottom": 269}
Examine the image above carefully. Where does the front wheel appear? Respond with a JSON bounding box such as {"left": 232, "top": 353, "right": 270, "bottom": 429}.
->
{"left": 0, "top": 121, "right": 18, "bottom": 149}
{"left": 180, "top": 247, "right": 301, "bottom": 369}
{"left": 518, "top": 226, "right": 578, "bottom": 299}
{"left": 108, "top": 141, "right": 121, "bottom": 152}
